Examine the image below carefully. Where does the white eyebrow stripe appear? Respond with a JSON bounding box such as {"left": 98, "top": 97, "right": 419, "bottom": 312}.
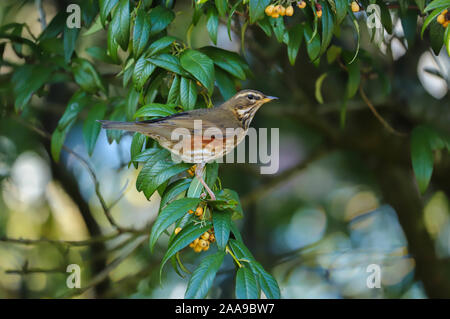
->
{"left": 234, "top": 92, "right": 263, "bottom": 99}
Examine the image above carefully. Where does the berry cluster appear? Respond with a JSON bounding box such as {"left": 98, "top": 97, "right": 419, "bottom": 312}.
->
{"left": 437, "top": 9, "right": 450, "bottom": 28}
{"left": 265, "top": 4, "right": 294, "bottom": 18}
{"left": 188, "top": 229, "right": 216, "bottom": 253}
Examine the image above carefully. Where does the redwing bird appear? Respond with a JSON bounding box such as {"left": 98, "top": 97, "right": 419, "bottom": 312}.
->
{"left": 98, "top": 89, "right": 278, "bottom": 200}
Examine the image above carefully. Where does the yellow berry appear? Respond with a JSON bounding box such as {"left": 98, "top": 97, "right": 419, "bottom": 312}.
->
{"left": 351, "top": 1, "right": 360, "bottom": 12}
{"left": 279, "top": 6, "right": 286, "bottom": 16}
{"left": 444, "top": 20, "right": 449, "bottom": 28}
{"left": 265, "top": 5, "right": 275, "bottom": 16}
{"left": 437, "top": 14, "right": 445, "bottom": 24}
{"left": 286, "top": 5, "right": 294, "bottom": 16}
{"left": 198, "top": 239, "right": 208, "bottom": 248}
{"left": 189, "top": 242, "right": 195, "bottom": 248}
{"left": 201, "top": 232, "right": 210, "bottom": 240}
{"left": 271, "top": 12, "right": 280, "bottom": 18}
{"left": 174, "top": 227, "right": 182, "bottom": 235}
{"left": 195, "top": 206, "right": 203, "bottom": 217}
{"left": 188, "top": 209, "right": 194, "bottom": 214}
{"left": 202, "top": 244, "right": 210, "bottom": 251}
{"left": 193, "top": 238, "right": 199, "bottom": 245}
{"left": 297, "top": 1, "right": 306, "bottom": 9}
{"left": 209, "top": 233, "right": 216, "bottom": 243}
{"left": 194, "top": 245, "right": 203, "bottom": 253}
{"left": 316, "top": 10, "right": 322, "bottom": 18}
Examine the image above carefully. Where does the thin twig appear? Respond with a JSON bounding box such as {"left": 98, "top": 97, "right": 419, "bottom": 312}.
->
{"left": 0, "top": 233, "right": 119, "bottom": 247}
{"left": 14, "top": 118, "right": 135, "bottom": 232}
{"left": 61, "top": 235, "right": 147, "bottom": 298}
{"left": 35, "top": 0, "right": 47, "bottom": 30}
{"left": 358, "top": 85, "right": 407, "bottom": 137}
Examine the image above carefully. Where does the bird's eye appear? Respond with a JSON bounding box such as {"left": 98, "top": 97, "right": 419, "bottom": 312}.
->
{"left": 247, "top": 94, "right": 255, "bottom": 100}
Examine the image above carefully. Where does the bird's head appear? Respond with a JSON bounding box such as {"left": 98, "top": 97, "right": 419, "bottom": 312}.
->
{"left": 224, "top": 89, "right": 278, "bottom": 129}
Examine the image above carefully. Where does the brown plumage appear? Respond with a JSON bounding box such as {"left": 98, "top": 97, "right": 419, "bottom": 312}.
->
{"left": 98, "top": 89, "right": 277, "bottom": 199}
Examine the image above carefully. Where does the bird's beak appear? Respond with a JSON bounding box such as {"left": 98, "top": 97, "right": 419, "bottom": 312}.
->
{"left": 262, "top": 96, "right": 278, "bottom": 103}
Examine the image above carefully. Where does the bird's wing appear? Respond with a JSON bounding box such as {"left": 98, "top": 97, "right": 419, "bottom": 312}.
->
{"left": 136, "top": 109, "right": 241, "bottom": 141}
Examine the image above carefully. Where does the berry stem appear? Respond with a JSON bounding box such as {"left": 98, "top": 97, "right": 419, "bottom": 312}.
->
{"left": 226, "top": 244, "right": 243, "bottom": 268}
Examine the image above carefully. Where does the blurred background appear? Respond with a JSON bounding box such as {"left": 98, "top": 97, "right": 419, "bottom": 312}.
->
{"left": 0, "top": 0, "right": 449, "bottom": 298}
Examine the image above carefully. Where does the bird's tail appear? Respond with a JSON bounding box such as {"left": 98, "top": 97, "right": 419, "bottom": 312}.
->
{"left": 97, "top": 120, "right": 143, "bottom": 132}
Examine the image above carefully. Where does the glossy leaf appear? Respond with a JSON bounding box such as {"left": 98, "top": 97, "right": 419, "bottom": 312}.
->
{"left": 212, "top": 210, "right": 232, "bottom": 250}
{"left": 134, "top": 103, "right": 176, "bottom": 119}
{"left": 160, "top": 222, "right": 213, "bottom": 278}
{"left": 83, "top": 103, "right": 107, "bottom": 156}
{"left": 147, "top": 36, "right": 176, "bottom": 56}
{"left": 180, "top": 49, "right": 215, "bottom": 95}
{"left": 130, "top": 133, "right": 147, "bottom": 168}
{"left": 147, "top": 54, "right": 187, "bottom": 76}
{"left": 110, "top": 0, "right": 130, "bottom": 50}
{"left": 133, "top": 6, "right": 151, "bottom": 58}
{"left": 160, "top": 178, "right": 192, "bottom": 208}
{"left": 133, "top": 56, "right": 156, "bottom": 90}
{"left": 236, "top": 267, "right": 259, "bottom": 299}
{"left": 206, "top": 7, "right": 219, "bottom": 45}
{"left": 149, "top": 197, "right": 201, "bottom": 252}
{"left": 180, "top": 77, "right": 198, "bottom": 110}
{"left": 249, "top": 0, "right": 271, "bottom": 23}
{"left": 287, "top": 24, "right": 304, "bottom": 66}
{"left": 99, "top": 0, "right": 118, "bottom": 26}
{"left": 149, "top": 6, "right": 175, "bottom": 37}
{"left": 185, "top": 251, "right": 225, "bottom": 299}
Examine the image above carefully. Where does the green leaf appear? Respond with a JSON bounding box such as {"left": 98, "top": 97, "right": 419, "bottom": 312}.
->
{"left": 424, "top": 0, "right": 450, "bottom": 12}
{"left": 107, "top": 24, "right": 120, "bottom": 63}
{"left": 230, "top": 222, "right": 243, "bottom": 243}
{"left": 83, "top": 103, "right": 107, "bottom": 156}
{"left": 270, "top": 17, "right": 286, "bottom": 43}
{"left": 185, "top": 251, "right": 225, "bottom": 299}
{"left": 205, "top": 162, "right": 219, "bottom": 188}
{"left": 212, "top": 189, "right": 244, "bottom": 220}
{"left": 249, "top": 0, "right": 271, "bottom": 23}
{"left": 430, "top": 21, "right": 445, "bottom": 55}
{"left": 346, "top": 59, "right": 360, "bottom": 98}
{"left": 377, "top": 0, "right": 393, "bottom": 34}
{"left": 215, "top": 68, "right": 236, "bottom": 100}
{"left": 206, "top": 7, "right": 219, "bottom": 45}
{"left": 421, "top": 8, "right": 442, "bottom": 38}
{"left": 63, "top": 26, "right": 79, "bottom": 63}
{"left": 160, "top": 221, "right": 213, "bottom": 278}
{"left": 326, "top": 45, "right": 341, "bottom": 64}
{"left": 126, "top": 87, "right": 140, "bottom": 120}
{"left": 212, "top": 210, "right": 232, "bottom": 250}
{"left": 180, "top": 49, "right": 215, "bottom": 95}
{"left": 400, "top": 10, "right": 417, "bottom": 47}
{"left": 320, "top": 2, "right": 334, "bottom": 56}
{"left": 147, "top": 54, "right": 187, "bottom": 76}
{"left": 187, "top": 175, "right": 204, "bottom": 198}
{"left": 200, "top": 46, "right": 246, "bottom": 80}
{"left": 51, "top": 91, "right": 88, "bottom": 161}
{"left": 167, "top": 75, "right": 180, "bottom": 105}
{"left": 83, "top": 15, "right": 103, "bottom": 37}
{"left": 160, "top": 178, "right": 192, "bottom": 208}
{"left": 257, "top": 17, "right": 272, "bottom": 36}
{"left": 287, "top": 24, "right": 304, "bottom": 66}
{"left": 149, "top": 6, "right": 175, "bottom": 37}
{"left": 253, "top": 262, "right": 280, "bottom": 299}
{"left": 73, "top": 58, "right": 105, "bottom": 93}
{"left": 147, "top": 36, "right": 176, "bottom": 57}
{"left": 12, "top": 64, "right": 53, "bottom": 112}
{"left": 304, "top": 24, "right": 321, "bottom": 61}
{"left": 110, "top": 0, "right": 130, "bottom": 50}
{"left": 415, "top": 0, "right": 426, "bottom": 12}
{"left": 86, "top": 46, "right": 114, "bottom": 63}
{"left": 180, "top": 77, "right": 198, "bottom": 110}
{"left": 315, "top": 73, "right": 328, "bottom": 104}
{"left": 133, "top": 6, "right": 151, "bottom": 58}
{"left": 134, "top": 103, "right": 176, "bottom": 119}
{"left": 411, "top": 126, "right": 437, "bottom": 193}
{"left": 106, "top": 105, "right": 127, "bottom": 143}
{"left": 133, "top": 56, "right": 156, "bottom": 90}
{"left": 99, "top": 0, "right": 118, "bottom": 26}
{"left": 215, "top": 0, "right": 227, "bottom": 16}
{"left": 130, "top": 133, "right": 146, "bottom": 168}
{"left": 445, "top": 25, "right": 450, "bottom": 56}
{"left": 347, "top": 10, "right": 360, "bottom": 64}
{"left": 150, "top": 197, "right": 201, "bottom": 252}
{"left": 132, "top": 147, "right": 163, "bottom": 162}
{"left": 235, "top": 267, "right": 258, "bottom": 299}
{"left": 334, "top": 0, "right": 348, "bottom": 24}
